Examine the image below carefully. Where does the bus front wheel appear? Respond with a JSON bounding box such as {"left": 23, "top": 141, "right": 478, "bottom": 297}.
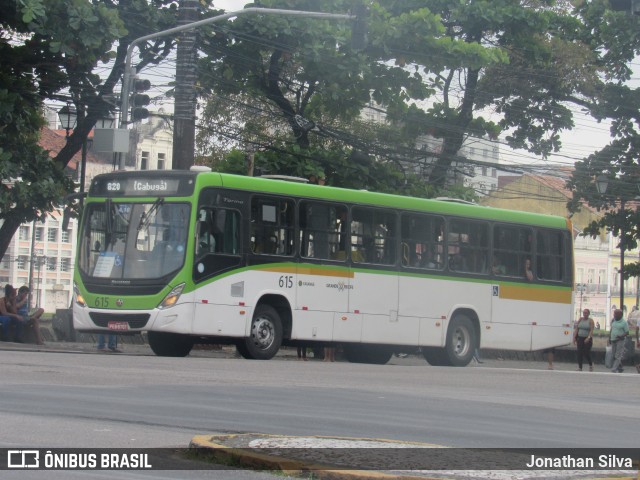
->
{"left": 241, "top": 305, "right": 282, "bottom": 360}
{"left": 148, "top": 331, "right": 194, "bottom": 357}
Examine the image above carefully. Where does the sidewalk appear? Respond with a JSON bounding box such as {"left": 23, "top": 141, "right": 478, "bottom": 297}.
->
{"left": 0, "top": 335, "right": 634, "bottom": 373}
{"left": 188, "top": 433, "right": 639, "bottom": 480}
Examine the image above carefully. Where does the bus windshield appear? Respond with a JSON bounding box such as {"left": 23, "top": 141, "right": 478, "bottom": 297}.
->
{"left": 78, "top": 201, "right": 190, "bottom": 280}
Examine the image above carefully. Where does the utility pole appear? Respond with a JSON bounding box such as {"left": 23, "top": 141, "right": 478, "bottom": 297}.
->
{"left": 172, "top": 0, "right": 199, "bottom": 170}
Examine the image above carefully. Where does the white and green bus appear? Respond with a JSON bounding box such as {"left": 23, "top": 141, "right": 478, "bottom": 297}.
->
{"left": 72, "top": 168, "right": 574, "bottom": 365}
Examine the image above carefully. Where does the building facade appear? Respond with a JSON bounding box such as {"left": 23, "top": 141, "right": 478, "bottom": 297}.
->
{"left": 131, "top": 111, "right": 173, "bottom": 171}
{"left": 0, "top": 211, "right": 78, "bottom": 312}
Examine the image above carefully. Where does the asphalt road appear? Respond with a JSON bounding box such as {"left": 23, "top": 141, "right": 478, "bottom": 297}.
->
{"left": 0, "top": 343, "right": 638, "bottom": 479}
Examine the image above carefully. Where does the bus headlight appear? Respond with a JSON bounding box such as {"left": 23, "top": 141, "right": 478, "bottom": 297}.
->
{"left": 159, "top": 283, "right": 185, "bottom": 309}
{"left": 74, "top": 284, "right": 86, "bottom": 307}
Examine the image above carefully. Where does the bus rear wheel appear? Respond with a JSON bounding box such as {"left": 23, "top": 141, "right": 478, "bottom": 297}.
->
{"left": 443, "top": 314, "right": 475, "bottom": 367}
{"left": 241, "top": 305, "right": 282, "bottom": 360}
{"left": 148, "top": 331, "right": 194, "bottom": 357}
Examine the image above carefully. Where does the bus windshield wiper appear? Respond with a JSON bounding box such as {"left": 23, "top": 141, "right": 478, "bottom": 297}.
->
{"left": 137, "top": 197, "right": 164, "bottom": 233}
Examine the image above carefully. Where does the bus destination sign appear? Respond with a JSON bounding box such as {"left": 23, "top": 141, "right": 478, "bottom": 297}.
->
{"left": 90, "top": 175, "right": 195, "bottom": 197}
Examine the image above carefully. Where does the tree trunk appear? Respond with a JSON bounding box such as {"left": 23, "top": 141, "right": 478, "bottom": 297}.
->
{"left": 428, "top": 67, "right": 480, "bottom": 189}
{"left": 0, "top": 216, "right": 23, "bottom": 266}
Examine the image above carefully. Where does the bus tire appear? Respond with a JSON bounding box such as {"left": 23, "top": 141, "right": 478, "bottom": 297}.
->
{"left": 148, "top": 331, "right": 194, "bottom": 357}
{"left": 242, "top": 305, "right": 282, "bottom": 360}
{"left": 344, "top": 344, "right": 392, "bottom": 365}
{"left": 443, "top": 314, "right": 475, "bottom": 367}
{"left": 422, "top": 347, "right": 447, "bottom": 366}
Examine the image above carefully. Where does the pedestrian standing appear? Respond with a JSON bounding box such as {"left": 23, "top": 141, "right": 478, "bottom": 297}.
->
{"left": 543, "top": 348, "right": 555, "bottom": 370}
{"left": 609, "top": 309, "right": 629, "bottom": 373}
{"left": 573, "top": 308, "right": 594, "bottom": 371}
{"left": 627, "top": 306, "right": 640, "bottom": 374}
{"left": 97, "top": 333, "right": 122, "bottom": 353}
{"left": 297, "top": 344, "right": 307, "bottom": 361}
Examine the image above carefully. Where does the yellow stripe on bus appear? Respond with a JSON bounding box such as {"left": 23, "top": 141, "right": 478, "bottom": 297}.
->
{"left": 259, "top": 265, "right": 353, "bottom": 278}
{"left": 500, "top": 284, "right": 571, "bottom": 304}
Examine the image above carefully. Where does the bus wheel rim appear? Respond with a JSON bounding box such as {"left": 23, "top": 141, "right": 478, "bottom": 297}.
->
{"left": 251, "top": 317, "right": 274, "bottom": 350}
{"left": 453, "top": 325, "right": 470, "bottom": 358}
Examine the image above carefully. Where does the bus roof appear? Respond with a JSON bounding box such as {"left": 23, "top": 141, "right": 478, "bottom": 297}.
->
{"left": 88, "top": 170, "right": 569, "bottom": 230}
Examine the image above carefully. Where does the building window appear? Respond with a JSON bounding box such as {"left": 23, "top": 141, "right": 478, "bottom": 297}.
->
{"left": 47, "top": 257, "right": 57, "bottom": 271}
{"left": 35, "top": 227, "right": 44, "bottom": 242}
{"left": 19, "top": 226, "right": 30, "bottom": 241}
{"left": 491, "top": 168, "right": 497, "bottom": 178}
{"left": 17, "top": 256, "right": 27, "bottom": 270}
{"left": 48, "top": 228, "right": 58, "bottom": 242}
{"left": 157, "top": 153, "right": 165, "bottom": 170}
{"left": 61, "top": 230, "right": 70, "bottom": 243}
{"left": 141, "top": 151, "right": 149, "bottom": 170}
{"left": 481, "top": 166, "right": 487, "bottom": 176}
{"left": 60, "top": 258, "right": 71, "bottom": 272}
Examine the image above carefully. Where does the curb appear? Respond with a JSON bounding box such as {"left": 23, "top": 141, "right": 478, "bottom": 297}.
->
{"left": 189, "top": 433, "right": 442, "bottom": 480}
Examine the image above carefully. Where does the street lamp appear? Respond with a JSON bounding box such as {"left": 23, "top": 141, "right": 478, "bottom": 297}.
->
{"left": 96, "top": 115, "right": 115, "bottom": 129}
{"left": 57, "top": 104, "right": 77, "bottom": 138}
{"left": 595, "top": 175, "right": 626, "bottom": 313}
{"left": 576, "top": 283, "right": 587, "bottom": 319}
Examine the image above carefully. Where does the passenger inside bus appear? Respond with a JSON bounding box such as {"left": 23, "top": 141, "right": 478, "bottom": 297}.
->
{"left": 524, "top": 258, "right": 534, "bottom": 281}
{"left": 491, "top": 255, "right": 506, "bottom": 275}
{"left": 449, "top": 252, "right": 467, "bottom": 272}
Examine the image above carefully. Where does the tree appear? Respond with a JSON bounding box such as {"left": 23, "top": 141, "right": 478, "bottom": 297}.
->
{"left": 379, "top": 0, "right": 603, "bottom": 188}
{"left": 196, "top": 0, "right": 601, "bottom": 192}
{"left": 567, "top": 1, "right": 640, "bottom": 280}
{"left": 0, "top": 0, "right": 215, "bottom": 260}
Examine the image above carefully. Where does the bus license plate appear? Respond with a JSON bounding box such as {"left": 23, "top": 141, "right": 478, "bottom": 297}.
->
{"left": 108, "top": 321, "right": 129, "bottom": 331}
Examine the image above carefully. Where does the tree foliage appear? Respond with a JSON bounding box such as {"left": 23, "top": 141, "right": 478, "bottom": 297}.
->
{"left": 196, "top": 0, "right": 605, "bottom": 193}
{"left": 0, "top": 0, "right": 216, "bottom": 260}
{"left": 567, "top": 1, "right": 640, "bottom": 280}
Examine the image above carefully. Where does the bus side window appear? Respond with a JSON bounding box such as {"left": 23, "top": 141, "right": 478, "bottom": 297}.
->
{"left": 448, "top": 219, "right": 488, "bottom": 274}
{"left": 493, "top": 225, "right": 533, "bottom": 278}
{"left": 537, "top": 230, "right": 564, "bottom": 281}
{"left": 251, "top": 196, "right": 295, "bottom": 257}
{"left": 351, "top": 207, "right": 396, "bottom": 265}
{"left": 299, "top": 202, "right": 346, "bottom": 261}
{"left": 197, "top": 209, "right": 215, "bottom": 256}
{"left": 197, "top": 208, "right": 240, "bottom": 257}
{"left": 401, "top": 213, "right": 445, "bottom": 270}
